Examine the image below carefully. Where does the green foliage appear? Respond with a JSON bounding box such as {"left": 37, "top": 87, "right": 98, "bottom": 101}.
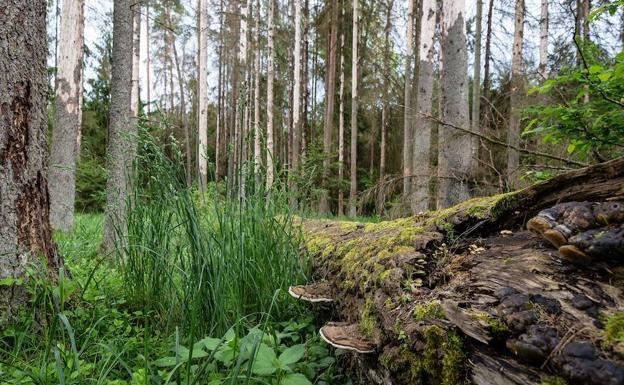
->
{"left": 413, "top": 302, "right": 445, "bottom": 322}
{"left": 525, "top": 43, "right": 624, "bottom": 161}
{"left": 603, "top": 311, "right": 624, "bottom": 348}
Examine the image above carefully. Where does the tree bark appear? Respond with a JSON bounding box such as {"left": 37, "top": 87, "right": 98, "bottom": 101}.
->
{"left": 471, "top": 0, "right": 482, "bottom": 178}
{"left": 291, "top": 0, "right": 303, "bottom": 206}
{"left": 215, "top": 0, "right": 225, "bottom": 181}
{"left": 198, "top": 0, "right": 209, "bottom": 192}
{"left": 337, "top": 1, "right": 346, "bottom": 217}
{"left": 103, "top": 0, "right": 137, "bottom": 251}
{"left": 348, "top": 0, "right": 359, "bottom": 218}
{"left": 538, "top": 0, "right": 548, "bottom": 80}
{"left": 319, "top": 0, "right": 340, "bottom": 213}
{"left": 146, "top": 2, "right": 151, "bottom": 115}
{"left": 437, "top": 0, "right": 471, "bottom": 208}
{"left": 403, "top": 0, "right": 415, "bottom": 199}
{"left": 0, "top": 0, "right": 61, "bottom": 318}
{"left": 481, "top": 0, "right": 494, "bottom": 126}
{"left": 253, "top": 0, "right": 261, "bottom": 188}
{"left": 49, "top": 0, "right": 85, "bottom": 232}
{"left": 377, "top": 0, "right": 394, "bottom": 215}
{"left": 507, "top": 0, "right": 525, "bottom": 188}
{"left": 411, "top": 0, "right": 436, "bottom": 214}
{"left": 266, "top": 0, "right": 276, "bottom": 189}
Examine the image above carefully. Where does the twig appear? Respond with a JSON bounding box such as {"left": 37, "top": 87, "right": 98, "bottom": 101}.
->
{"left": 420, "top": 113, "right": 588, "bottom": 168}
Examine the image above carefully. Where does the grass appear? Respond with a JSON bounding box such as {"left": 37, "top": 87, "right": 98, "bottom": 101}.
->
{"left": 0, "top": 132, "right": 351, "bottom": 385}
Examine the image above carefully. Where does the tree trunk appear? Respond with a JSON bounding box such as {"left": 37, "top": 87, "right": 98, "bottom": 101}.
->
{"left": 538, "top": 0, "right": 548, "bottom": 80}
{"left": 319, "top": 0, "right": 340, "bottom": 213}
{"left": 253, "top": 0, "right": 261, "bottom": 188}
{"left": 291, "top": 0, "right": 303, "bottom": 206}
{"left": 0, "top": 0, "right": 61, "bottom": 318}
{"left": 471, "top": 0, "right": 482, "bottom": 178}
{"left": 337, "top": 2, "right": 346, "bottom": 217}
{"left": 266, "top": 0, "right": 276, "bottom": 189}
{"left": 198, "top": 0, "right": 209, "bottom": 191}
{"left": 302, "top": 157, "right": 624, "bottom": 385}
{"left": 507, "top": 0, "right": 524, "bottom": 188}
{"left": 348, "top": 0, "right": 359, "bottom": 218}
{"left": 377, "top": 0, "right": 394, "bottom": 215}
{"left": 103, "top": 0, "right": 136, "bottom": 251}
{"left": 481, "top": 0, "right": 494, "bottom": 125}
{"left": 216, "top": 0, "right": 225, "bottom": 181}
{"left": 403, "top": 0, "right": 415, "bottom": 199}
{"left": 437, "top": 0, "right": 471, "bottom": 209}
{"left": 49, "top": 0, "right": 85, "bottom": 232}
{"left": 411, "top": 0, "right": 436, "bottom": 214}
{"left": 146, "top": 2, "right": 151, "bottom": 115}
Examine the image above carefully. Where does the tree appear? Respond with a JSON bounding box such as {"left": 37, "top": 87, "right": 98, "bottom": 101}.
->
{"left": 411, "top": 0, "right": 436, "bottom": 213}
{"left": 471, "top": 0, "right": 482, "bottom": 174}
{"left": 198, "top": 0, "right": 209, "bottom": 191}
{"left": 437, "top": 0, "right": 471, "bottom": 208}
{"left": 49, "top": 0, "right": 86, "bottom": 232}
{"left": 266, "top": 0, "right": 276, "bottom": 189}
{"left": 507, "top": 0, "right": 525, "bottom": 187}
{"left": 253, "top": 0, "right": 261, "bottom": 187}
{"left": 319, "top": 0, "right": 340, "bottom": 213}
{"left": 0, "top": 0, "right": 61, "bottom": 315}
{"left": 377, "top": 0, "right": 394, "bottom": 214}
{"left": 103, "top": 0, "right": 136, "bottom": 251}
{"left": 337, "top": 0, "right": 346, "bottom": 216}
{"left": 403, "top": 0, "right": 415, "bottom": 199}
{"left": 538, "top": 0, "right": 548, "bottom": 80}
{"left": 482, "top": 0, "right": 494, "bottom": 126}
{"left": 348, "top": 0, "right": 359, "bottom": 217}
{"left": 292, "top": 0, "right": 303, "bottom": 204}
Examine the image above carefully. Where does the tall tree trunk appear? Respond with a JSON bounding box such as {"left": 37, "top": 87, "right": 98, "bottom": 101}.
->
{"left": 507, "top": 0, "right": 525, "bottom": 188}
{"left": 146, "top": 2, "right": 151, "bottom": 115}
{"left": 437, "top": 0, "right": 471, "bottom": 208}
{"left": 348, "top": 0, "right": 359, "bottom": 217}
{"left": 582, "top": 0, "right": 590, "bottom": 104}
{"left": 103, "top": 0, "right": 135, "bottom": 251}
{"left": 237, "top": 0, "right": 250, "bottom": 198}
{"left": 319, "top": 0, "right": 340, "bottom": 213}
{"left": 266, "top": 0, "right": 276, "bottom": 189}
{"left": 129, "top": 2, "right": 140, "bottom": 180}
{"left": 481, "top": 0, "right": 494, "bottom": 125}
{"left": 216, "top": 0, "right": 225, "bottom": 181}
{"left": 411, "top": 0, "right": 436, "bottom": 213}
{"left": 302, "top": 0, "right": 310, "bottom": 162}
{"left": 291, "top": 0, "right": 303, "bottom": 206}
{"left": 471, "top": 0, "right": 482, "bottom": 178}
{"left": 49, "top": 0, "right": 85, "bottom": 232}
{"left": 403, "top": 0, "right": 415, "bottom": 199}
{"left": 198, "top": 0, "right": 209, "bottom": 191}
{"left": 170, "top": 21, "right": 192, "bottom": 187}
{"left": 0, "top": 0, "right": 61, "bottom": 315}
{"left": 538, "top": 0, "right": 548, "bottom": 80}
{"left": 337, "top": 1, "right": 346, "bottom": 217}
{"left": 253, "top": 0, "right": 261, "bottom": 188}
{"left": 377, "top": 0, "right": 394, "bottom": 215}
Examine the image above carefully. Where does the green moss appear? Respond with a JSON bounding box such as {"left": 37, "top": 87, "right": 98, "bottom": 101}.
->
{"left": 540, "top": 376, "right": 567, "bottom": 385}
{"left": 441, "top": 332, "right": 466, "bottom": 385}
{"left": 413, "top": 302, "right": 445, "bottom": 322}
{"left": 472, "top": 311, "right": 509, "bottom": 337}
{"left": 603, "top": 312, "right": 624, "bottom": 347}
{"left": 359, "top": 297, "right": 377, "bottom": 337}
{"left": 384, "top": 297, "right": 395, "bottom": 310}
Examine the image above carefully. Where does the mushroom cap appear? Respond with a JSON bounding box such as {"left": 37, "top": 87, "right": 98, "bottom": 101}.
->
{"left": 319, "top": 323, "right": 376, "bottom": 354}
{"left": 288, "top": 282, "right": 334, "bottom": 303}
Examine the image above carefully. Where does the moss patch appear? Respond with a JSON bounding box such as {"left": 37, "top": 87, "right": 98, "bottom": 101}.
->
{"left": 603, "top": 311, "right": 624, "bottom": 348}
{"left": 359, "top": 297, "right": 377, "bottom": 337}
{"left": 540, "top": 376, "right": 567, "bottom": 385}
{"left": 413, "top": 302, "right": 445, "bottom": 322}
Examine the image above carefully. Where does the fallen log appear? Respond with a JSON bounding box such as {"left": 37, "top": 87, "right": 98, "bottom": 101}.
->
{"left": 302, "top": 157, "right": 624, "bottom": 385}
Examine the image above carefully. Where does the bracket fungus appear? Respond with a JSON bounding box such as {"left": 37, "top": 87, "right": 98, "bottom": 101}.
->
{"left": 319, "top": 322, "right": 376, "bottom": 354}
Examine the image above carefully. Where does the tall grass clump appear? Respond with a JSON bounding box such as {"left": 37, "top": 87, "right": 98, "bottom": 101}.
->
{"left": 116, "top": 131, "right": 309, "bottom": 336}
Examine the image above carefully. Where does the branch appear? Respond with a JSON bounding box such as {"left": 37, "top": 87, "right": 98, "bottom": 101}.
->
{"left": 420, "top": 113, "right": 588, "bottom": 168}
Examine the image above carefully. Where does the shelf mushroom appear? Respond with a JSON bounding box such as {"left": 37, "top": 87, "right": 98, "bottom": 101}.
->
{"left": 319, "top": 322, "right": 376, "bottom": 354}
{"left": 288, "top": 282, "right": 335, "bottom": 303}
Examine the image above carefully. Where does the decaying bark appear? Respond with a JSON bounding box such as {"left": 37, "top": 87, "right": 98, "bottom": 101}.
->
{"left": 302, "top": 157, "right": 624, "bottom": 385}
{"left": 0, "top": 0, "right": 61, "bottom": 320}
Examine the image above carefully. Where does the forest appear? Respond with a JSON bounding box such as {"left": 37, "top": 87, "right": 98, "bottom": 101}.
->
{"left": 1, "top": 0, "right": 624, "bottom": 384}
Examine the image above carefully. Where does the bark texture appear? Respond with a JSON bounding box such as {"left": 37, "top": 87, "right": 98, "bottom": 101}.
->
{"left": 0, "top": 0, "right": 61, "bottom": 319}
{"left": 103, "top": 0, "right": 135, "bottom": 251}
{"left": 411, "top": 0, "right": 436, "bottom": 214}
{"left": 437, "top": 0, "right": 471, "bottom": 208}
{"left": 266, "top": 0, "right": 275, "bottom": 189}
{"left": 348, "top": 0, "right": 359, "bottom": 218}
{"left": 403, "top": 0, "right": 415, "bottom": 198}
{"left": 538, "top": 0, "right": 548, "bottom": 80}
{"left": 198, "top": 0, "right": 209, "bottom": 192}
{"left": 338, "top": 6, "right": 346, "bottom": 217}
{"left": 49, "top": 0, "right": 85, "bottom": 232}
{"left": 507, "top": 0, "right": 525, "bottom": 188}
{"left": 302, "top": 157, "right": 624, "bottom": 385}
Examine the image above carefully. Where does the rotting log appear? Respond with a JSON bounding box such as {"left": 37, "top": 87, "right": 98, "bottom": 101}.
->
{"left": 302, "top": 157, "right": 624, "bottom": 385}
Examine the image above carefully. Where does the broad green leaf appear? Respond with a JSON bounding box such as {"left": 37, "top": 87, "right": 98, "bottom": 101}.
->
{"left": 281, "top": 373, "right": 313, "bottom": 385}
{"left": 279, "top": 344, "right": 305, "bottom": 365}
{"left": 196, "top": 337, "right": 222, "bottom": 351}
{"left": 251, "top": 344, "right": 277, "bottom": 375}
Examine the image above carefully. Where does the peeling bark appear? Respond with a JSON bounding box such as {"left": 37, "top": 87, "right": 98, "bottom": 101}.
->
{"left": 0, "top": 0, "right": 60, "bottom": 320}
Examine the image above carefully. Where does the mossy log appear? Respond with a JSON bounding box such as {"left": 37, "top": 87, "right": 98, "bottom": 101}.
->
{"left": 302, "top": 157, "right": 624, "bottom": 385}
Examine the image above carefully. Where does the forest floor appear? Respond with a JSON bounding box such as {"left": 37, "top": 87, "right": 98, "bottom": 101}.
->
{"left": 0, "top": 213, "right": 353, "bottom": 385}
